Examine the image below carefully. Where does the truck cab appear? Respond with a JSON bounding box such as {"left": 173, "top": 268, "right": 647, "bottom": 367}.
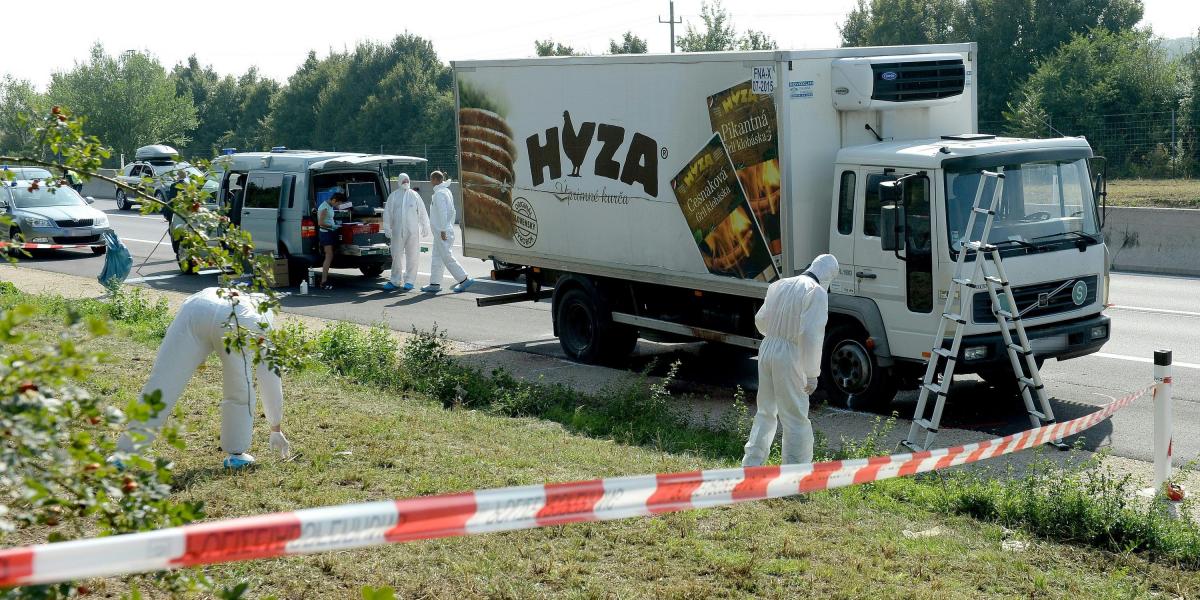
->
{"left": 824, "top": 135, "right": 1110, "bottom": 406}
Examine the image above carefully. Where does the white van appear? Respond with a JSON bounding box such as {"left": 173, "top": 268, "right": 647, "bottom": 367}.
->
{"left": 172, "top": 149, "right": 426, "bottom": 282}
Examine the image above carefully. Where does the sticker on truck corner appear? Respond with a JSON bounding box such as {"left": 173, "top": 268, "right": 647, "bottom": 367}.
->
{"left": 751, "top": 66, "right": 775, "bottom": 95}
{"left": 789, "top": 80, "right": 814, "bottom": 100}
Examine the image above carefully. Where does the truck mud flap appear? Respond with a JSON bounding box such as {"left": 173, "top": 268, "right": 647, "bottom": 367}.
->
{"left": 611, "top": 312, "right": 761, "bottom": 351}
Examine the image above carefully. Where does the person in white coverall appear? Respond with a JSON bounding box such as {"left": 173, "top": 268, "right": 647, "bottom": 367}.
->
{"left": 116, "top": 287, "right": 291, "bottom": 469}
{"left": 421, "top": 170, "right": 475, "bottom": 293}
{"left": 742, "top": 254, "right": 840, "bottom": 467}
{"left": 382, "top": 172, "right": 430, "bottom": 291}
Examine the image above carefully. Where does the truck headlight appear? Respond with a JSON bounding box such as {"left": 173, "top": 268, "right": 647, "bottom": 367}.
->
{"left": 24, "top": 216, "right": 53, "bottom": 228}
{"left": 1090, "top": 325, "right": 1107, "bottom": 340}
{"left": 963, "top": 346, "right": 988, "bottom": 360}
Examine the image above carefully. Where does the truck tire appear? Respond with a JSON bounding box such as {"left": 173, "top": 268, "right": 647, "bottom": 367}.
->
{"left": 556, "top": 287, "right": 636, "bottom": 365}
{"left": 820, "top": 324, "right": 896, "bottom": 412}
{"left": 359, "top": 264, "right": 385, "bottom": 278}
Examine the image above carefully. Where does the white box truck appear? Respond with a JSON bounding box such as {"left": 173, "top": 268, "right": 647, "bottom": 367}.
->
{"left": 453, "top": 43, "right": 1111, "bottom": 409}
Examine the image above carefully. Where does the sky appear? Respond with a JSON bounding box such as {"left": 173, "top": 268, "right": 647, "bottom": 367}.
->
{"left": 5, "top": 0, "right": 1198, "bottom": 89}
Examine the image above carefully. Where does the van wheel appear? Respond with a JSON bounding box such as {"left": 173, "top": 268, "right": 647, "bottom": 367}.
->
{"left": 173, "top": 239, "right": 197, "bottom": 275}
{"left": 556, "top": 287, "right": 636, "bottom": 365}
{"left": 359, "top": 264, "right": 384, "bottom": 278}
{"left": 820, "top": 324, "right": 896, "bottom": 412}
{"left": 115, "top": 189, "right": 131, "bottom": 211}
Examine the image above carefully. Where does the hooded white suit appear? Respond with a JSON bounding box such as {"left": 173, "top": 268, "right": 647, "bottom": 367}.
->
{"left": 383, "top": 173, "right": 431, "bottom": 287}
{"left": 427, "top": 180, "right": 468, "bottom": 286}
{"left": 117, "top": 287, "right": 285, "bottom": 458}
{"left": 742, "top": 254, "right": 839, "bottom": 467}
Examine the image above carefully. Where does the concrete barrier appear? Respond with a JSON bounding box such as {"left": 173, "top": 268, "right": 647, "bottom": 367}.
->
{"left": 80, "top": 168, "right": 118, "bottom": 199}
{"left": 1103, "top": 206, "right": 1200, "bottom": 277}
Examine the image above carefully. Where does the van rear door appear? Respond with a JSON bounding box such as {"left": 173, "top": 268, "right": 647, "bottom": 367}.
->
{"left": 241, "top": 172, "right": 286, "bottom": 253}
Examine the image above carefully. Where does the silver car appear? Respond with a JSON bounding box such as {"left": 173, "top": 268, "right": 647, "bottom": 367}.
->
{"left": 1, "top": 181, "right": 114, "bottom": 255}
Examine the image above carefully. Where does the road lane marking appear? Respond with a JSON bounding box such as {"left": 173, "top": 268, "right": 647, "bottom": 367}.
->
{"left": 121, "top": 237, "right": 170, "bottom": 245}
{"left": 1109, "top": 304, "right": 1200, "bottom": 318}
{"left": 123, "top": 274, "right": 181, "bottom": 284}
{"left": 1092, "top": 352, "right": 1200, "bottom": 370}
{"left": 106, "top": 213, "right": 165, "bottom": 222}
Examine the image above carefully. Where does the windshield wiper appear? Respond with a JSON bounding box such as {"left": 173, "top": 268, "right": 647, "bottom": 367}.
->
{"left": 992, "top": 238, "right": 1040, "bottom": 251}
{"left": 1031, "top": 230, "right": 1100, "bottom": 244}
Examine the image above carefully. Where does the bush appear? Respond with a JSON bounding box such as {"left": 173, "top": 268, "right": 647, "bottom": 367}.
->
{"left": 313, "top": 321, "right": 402, "bottom": 388}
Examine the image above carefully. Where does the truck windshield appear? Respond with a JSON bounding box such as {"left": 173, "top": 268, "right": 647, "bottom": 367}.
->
{"left": 945, "top": 158, "right": 1099, "bottom": 251}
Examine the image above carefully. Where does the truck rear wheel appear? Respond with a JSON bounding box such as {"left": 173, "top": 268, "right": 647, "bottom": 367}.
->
{"left": 820, "top": 324, "right": 896, "bottom": 412}
{"left": 556, "top": 288, "right": 636, "bottom": 365}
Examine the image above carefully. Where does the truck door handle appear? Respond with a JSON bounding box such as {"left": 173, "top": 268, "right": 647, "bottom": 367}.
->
{"left": 856, "top": 271, "right": 877, "bottom": 279}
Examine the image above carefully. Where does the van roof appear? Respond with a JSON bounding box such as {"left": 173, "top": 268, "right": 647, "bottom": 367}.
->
{"left": 213, "top": 151, "right": 427, "bottom": 172}
{"left": 836, "top": 136, "right": 1093, "bottom": 170}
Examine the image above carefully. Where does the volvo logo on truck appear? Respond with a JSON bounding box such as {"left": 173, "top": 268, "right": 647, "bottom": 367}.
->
{"left": 525, "top": 110, "right": 660, "bottom": 197}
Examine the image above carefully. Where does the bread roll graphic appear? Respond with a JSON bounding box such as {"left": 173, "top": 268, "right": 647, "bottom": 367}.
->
{"left": 459, "top": 107, "right": 517, "bottom": 237}
{"left": 459, "top": 108, "right": 513, "bottom": 138}
{"left": 461, "top": 138, "right": 515, "bottom": 172}
{"left": 463, "top": 186, "right": 514, "bottom": 238}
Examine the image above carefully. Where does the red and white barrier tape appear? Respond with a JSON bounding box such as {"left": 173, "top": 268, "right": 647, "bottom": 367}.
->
{"left": 0, "top": 242, "right": 101, "bottom": 250}
{"left": 0, "top": 383, "right": 1153, "bottom": 587}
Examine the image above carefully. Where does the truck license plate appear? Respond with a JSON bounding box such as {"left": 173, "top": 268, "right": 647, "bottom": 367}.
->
{"left": 1030, "top": 335, "right": 1068, "bottom": 355}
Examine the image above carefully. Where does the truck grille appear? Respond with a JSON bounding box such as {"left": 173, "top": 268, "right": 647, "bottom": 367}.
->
{"left": 973, "top": 276, "right": 1097, "bottom": 323}
{"left": 871, "top": 59, "right": 965, "bottom": 102}
{"left": 55, "top": 219, "right": 94, "bottom": 227}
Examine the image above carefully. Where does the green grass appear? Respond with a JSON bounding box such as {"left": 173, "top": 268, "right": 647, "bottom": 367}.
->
{"left": 1108, "top": 179, "right": 1200, "bottom": 208}
{"left": 4, "top": 285, "right": 1200, "bottom": 598}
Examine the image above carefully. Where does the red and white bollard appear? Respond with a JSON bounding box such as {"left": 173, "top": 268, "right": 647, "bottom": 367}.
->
{"left": 1145, "top": 349, "right": 1183, "bottom": 517}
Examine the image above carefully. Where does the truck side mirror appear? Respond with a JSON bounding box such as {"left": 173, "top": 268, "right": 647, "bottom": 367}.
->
{"left": 1089, "top": 156, "right": 1107, "bottom": 229}
{"left": 879, "top": 179, "right": 905, "bottom": 253}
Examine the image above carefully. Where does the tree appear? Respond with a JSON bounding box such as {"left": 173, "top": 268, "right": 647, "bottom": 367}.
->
{"left": 678, "top": 0, "right": 739, "bottom": 52}
{"left": 48, "top": 44, "right": 197, "bottom": 165}
{"left": 738, "top": 29, "right": 778, "bottom": 51}
{"left": 267, "top": 35, "right": 454, "bottom": 157}
{"left": 678, "top": 0, "right": 779, "bottom": 52}
{"left": 608, "top": 31, "right": 649, "bottom": 54}
{"left": 838, "top": 0, "right": 1144, "bottom": 124}
{"left": 1005, "top": 28, "right": 1184, "bottom": 175}
{"left": 535, "top": 39, "right": 581, "bottom": 56}
{"left": 0, "top": 76, "right": 47, "bottom": 154}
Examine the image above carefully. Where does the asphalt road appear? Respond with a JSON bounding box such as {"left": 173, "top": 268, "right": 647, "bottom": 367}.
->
{"left": 14, "top": 197, "right": 1200, "bottom": 466}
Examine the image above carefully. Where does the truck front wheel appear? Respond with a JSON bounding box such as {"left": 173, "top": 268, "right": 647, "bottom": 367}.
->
{"left": 820, "top": 324, "right": 896, "bottom": 412}
{"left": 556, "top": 288, "right": 636, "bottom": 365}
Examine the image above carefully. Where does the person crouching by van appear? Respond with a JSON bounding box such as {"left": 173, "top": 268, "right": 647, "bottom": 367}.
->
{"left": 317, "top": 191, "right": 345, "bottom": 290}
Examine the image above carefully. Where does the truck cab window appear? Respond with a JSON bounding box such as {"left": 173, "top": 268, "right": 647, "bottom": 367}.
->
{"left": 837, "top": 171, "right": 855, "bottom": 235}
{"left": 903, "top": 176, "right": 932, "bottom": 313}
{"left": 863, "top": 173, "right": 895, "bottom": 237}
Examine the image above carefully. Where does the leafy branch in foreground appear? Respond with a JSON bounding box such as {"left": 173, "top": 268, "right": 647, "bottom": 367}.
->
{"left": 0, "top": 106, "right": 310, "bottom": 598}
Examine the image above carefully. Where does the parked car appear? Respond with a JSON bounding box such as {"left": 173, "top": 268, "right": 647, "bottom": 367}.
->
{"left": 0, "top": 181, "right": 113, "bottom": 255}
{"left": 0, "top": 165, "right": 53, "bottom": 181}
{"left": 114, "top": 145, "right": 202, "bottom": 214}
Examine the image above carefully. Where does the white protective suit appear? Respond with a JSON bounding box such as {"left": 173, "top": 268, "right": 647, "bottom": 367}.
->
{"left": 383, "top": 173, "right": 431, "bottom": 287}
{"left": 742, "top": 254, "right": 839, "bottom": 467}
{"left": 117, "top": 287, "right": 286, "bottom": 458}
{"left": 428, "top": 180, "right": 468, "bottom": 286}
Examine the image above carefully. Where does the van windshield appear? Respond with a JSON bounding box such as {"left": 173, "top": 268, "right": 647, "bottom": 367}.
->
{"left": 945, "top": 158, "right": 1099, "bottom": 252}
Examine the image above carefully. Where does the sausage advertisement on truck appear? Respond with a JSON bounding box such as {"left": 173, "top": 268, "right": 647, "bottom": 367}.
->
{"left": 453, "top": 43, "right": 1111, "bottom": 411}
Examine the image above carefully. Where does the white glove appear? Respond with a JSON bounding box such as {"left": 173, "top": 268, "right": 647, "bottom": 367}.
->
{"left": 269, "top": 431, "right": 291, "bottom": 459}
{"left": 802, "top": 380, "right": 818, "bottom": 395}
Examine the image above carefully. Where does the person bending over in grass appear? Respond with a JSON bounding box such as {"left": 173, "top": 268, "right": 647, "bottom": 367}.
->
{"left": 115, "top": 287, "right": 291, "bottom": 469}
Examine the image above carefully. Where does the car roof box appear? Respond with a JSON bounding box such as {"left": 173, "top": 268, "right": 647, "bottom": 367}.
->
{"left": 134, "top": 144, "right": 179, "bottom": 161}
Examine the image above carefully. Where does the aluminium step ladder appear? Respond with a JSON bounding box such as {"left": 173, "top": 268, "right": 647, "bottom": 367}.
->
{"left": 901, "top": 170, "right": 1063, "bottom": 452}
